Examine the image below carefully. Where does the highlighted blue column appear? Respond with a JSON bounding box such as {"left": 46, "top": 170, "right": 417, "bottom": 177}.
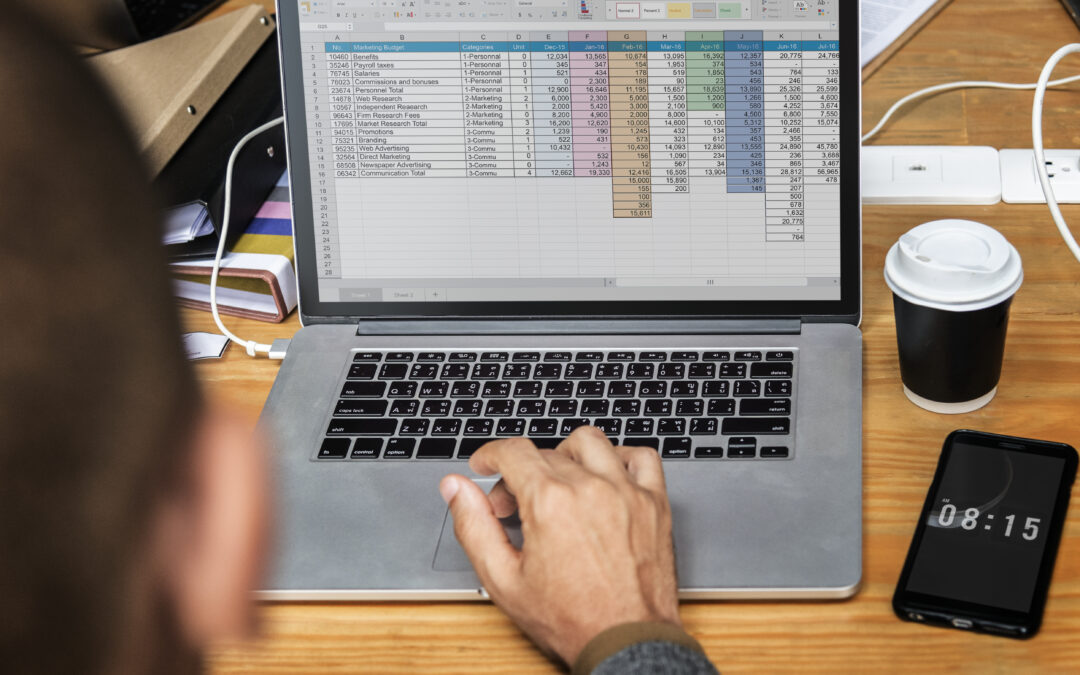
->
{"left": 724, "top": 31, "right": 764, "bottom": 193}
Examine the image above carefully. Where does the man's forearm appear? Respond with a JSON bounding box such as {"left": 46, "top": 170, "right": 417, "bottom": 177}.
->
{"left": 572, "top": 622, "right": 718, "bottom": 675}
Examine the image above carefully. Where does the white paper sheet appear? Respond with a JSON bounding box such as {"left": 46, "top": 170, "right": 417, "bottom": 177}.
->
{"left": 861, "top": 0, "right": 941, "bottom": 67}
{"left": 182, "top": 331, "right": 230, "bottom": 360}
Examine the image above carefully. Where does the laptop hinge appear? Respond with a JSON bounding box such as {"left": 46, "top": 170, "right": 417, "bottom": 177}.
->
{"left": 354, "top": 319, "right": 802, "bottom": 336}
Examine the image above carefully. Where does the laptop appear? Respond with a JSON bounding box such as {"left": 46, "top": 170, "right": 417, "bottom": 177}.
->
{"left": 260, "top": 0, "right": 861, "bottom": 600}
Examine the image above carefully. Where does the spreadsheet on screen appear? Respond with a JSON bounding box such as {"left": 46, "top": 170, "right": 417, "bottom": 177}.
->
{"left": 296, "top": 0, "right": 842, "bottom": 304}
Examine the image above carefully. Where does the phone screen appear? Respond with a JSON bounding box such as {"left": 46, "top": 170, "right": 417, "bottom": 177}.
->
{"left": 904, "top": 441, "right": 1067, "bottom": 612}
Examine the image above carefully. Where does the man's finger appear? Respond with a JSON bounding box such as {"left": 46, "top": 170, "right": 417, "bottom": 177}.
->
{"left": 486, "top": 478, "right": 519, "bottom": 519}
{"left": 614, "top": 445, "right": 668, "bottom": 494}
{"left": 440, "top": 474, "right": 520, "bottom": 586}
{"left": 555, "top": 426, "right": 625, "bottom": 478}
{"left": 469, "top": 437, "right": 552, "bottom": 495}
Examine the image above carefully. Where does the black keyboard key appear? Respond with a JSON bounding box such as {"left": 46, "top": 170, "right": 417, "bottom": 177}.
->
{"left": 761, "top": 446, "right": 790, "bottom": 458}
{"left": 576, "top": 381, "right": 605, "bottom": 398}
{"left": 545, "top": 381, "right": 574, "bottom": 398}
{"left": 727, "top": 436, "right": 757, "bottom": 458}
{"left": 765, "top": 380, "right": 793, "bottom": 396}
{"left": 481, "top": 381, "right": 511, "bottom": 398}
{"left": 625, "top": 418, "right": 654, "bottom": 436}
{"left": 687, "top": 363, "right": 715, "bottom": 379}
{"left": 416, "top": 438, "right": 454, "bottom": 459}
{"left": 504, "top": 363, "right": 532, "bottom": 379}
{"left": 751, "top": 362, "right": 793, "bottom": 379}
{"left": 662, "top": 437, "right": 692, "bottom": 458}
{"left": 766, "top": 351, "right": 794, "bottom": 361}
{"left": 450, "top": 381, "right": 481, "bottom": 398}
{"left": 627, "top": 363, "right": 655, "bottom": 379}
{"left": 549, "top": 399, "right": 578, "bottom": 416}
{"left": 441, "top": 363, "right": 471, "bottom": 379}
{"left": 353, "top": 352, "right": 382, "bottom": 362}
{"left": 694, "top": 446, "right": 724, "bottom": 458}
{"left": 593, "top": 418, "right": 622, "bottom": 436}
{"left": 559, "top": 418, "right": 591, "bottom": 435}
{"left": 385, "top": 438, "right": 417, "bottom": 459}
{"left": 671, "top": 351, "right": 699, "bottom": 362}
{"left": 581, "top": 399, "right": 610, "bottom": 416}
{"left": 410, "top": 363, "right": 439, "bottom": 379}
{"left": 670, "top": 381, "right": 698, "bottom": 398}
{"left": 741, "top": 398, "right": 791, "bottom": 416}
{"left": 689, "top": 418, "right": 718, "bottom": 435}
{"left": 485, "top": 400, "right": 515, "bottom": 416}
{"left": 417, "top": 352, "right": 446, "bottom": 362}
{"left": 657, "top": 363, "right": 684, "bottom": 379}
{"left": 326, "top": 419, "right": 397, "bottom": 436}
{"left": 341, "top": 381, "right": 387, "bottom": 398}
{"left": 458, "top": 438, "right": 489, "bottom": 458}
{"left": 318, "top": 438, "right": 350, "bottom": 459}
{"left": 449, "top": 352, "right": 477, "bottom": 362}
{"left": 658, "top": 418, "right": 686, "bottom": 435}
{"left": 348, "top": 363, "right": 378, "bottom": 380}
{"left": 534, "top": 364, "right": 563, "bottom": 379}
{"left": 702, "top": 381, "right": 730, "bottom": 397}
{"left": 703, "top": 351, "right": 730, "bottom": 361}
{"left": 639, "top": 351, "right": 667, "bottom": 362}
{"left": 399, "top": 419, "right": 430, "bottom": 435}
{"left": 431, "top": 418, "right": 461, "bottom": 436}
{"left": 638, "top": 381, "right": 668, "bottom": 398}
{"left": 608, "top": 381, "right": 636, "bottom": 398}
{"left": 419, "top": 381, "right": 449, "bottom": 398}
{"left": 513, "top": 352, "right": 540, "bottom": 362}
{"left": 481, "top": 352, "right": 509, "bottom": 361}
{"left": 497, "top": 419, "right": 526, "bottom": 436}
{"left": 463, "top": 418, "right": 494, "bottom": 436}
{"left": 514, "top": 382, "right": 543, "bottom": 398}
{"left": 385, "top": 352, "right": 414, "bottom": 362}
{"left": 733, "top": 380, "right": 760, "bottom": 397}
{"left": 544, "top": 352, "right": 572, "bottom": 362}
{"left": 388, "top": 400, "right": 419, "bottom": 417}
{"left": 596, "top": 363, "right": 624, "bottom": 379}
{"left": 607, "top": 351, "right": 635, "bottom": 362}
{"left": 379, "top": 363, "right": 409, "bottom": 379}
{"left": 387, "top": 381, "right": 418, "bottom": 398}
{"left": 734, "top": 351, "right": 761, "bottom": 361}
{"left": 453, "top": 400, "right": 483, "bottom": 417}
{"left": 576, "top": 351, "right": 604, "bottom": 362}
{"left": 612, "top": 400, "right": 641, "bottom": 416}
{"left": 630, "top": 436, "right": 660, "bottom": 450}
{"left": 644, "top": 399, "right": 672, "bottom": 416}
{"left": 532, "top": 437, "right": 566, "bottom": 449}
{"left": 421, "top": 400, "right": 451, "bottom": 416}
{"left": 472, "top": 363, "right": 501, "bottom": 379}
{"left": 529, "top": 418, "right": 559, "bottom": 436}
{"left": 517, "top": 400, "right": 547, "bottom": 416}
{"left": 722, "top": 418, "right": 790, "bottom": 435}
{"left": 350, "top": 438, "right": 382, "bottom": 459}
{"left": 675, "top": 399, "right": 704, "bottom": 416}
{"left": 707, "top": 398, "right": 736, "bottom": 416}
{"left": 565, "top": 363, "right": 593, "bottom": 379}
{"left": 719, "top": 363, "right": 745, "bottom": 378}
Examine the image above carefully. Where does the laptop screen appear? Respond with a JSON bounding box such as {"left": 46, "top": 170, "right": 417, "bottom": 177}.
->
{"left": 282, "top": 0, "right": 857, "bottom": 319}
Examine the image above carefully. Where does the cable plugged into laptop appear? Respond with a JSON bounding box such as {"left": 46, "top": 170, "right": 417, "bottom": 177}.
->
{"left": 209, "top": 116, "right": 290, "bottom": 359}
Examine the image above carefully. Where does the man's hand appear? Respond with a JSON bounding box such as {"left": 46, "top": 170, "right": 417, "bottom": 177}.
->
{"left": 438, "top": 427, "right": 680, "bottom": 666}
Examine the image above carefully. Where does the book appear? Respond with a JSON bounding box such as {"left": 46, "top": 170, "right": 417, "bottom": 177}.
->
{"left": 861, "top": 0, "right": 953, "bottom": 80}
{"left": 170, "top": 171, "right": 297, "bottom": 323}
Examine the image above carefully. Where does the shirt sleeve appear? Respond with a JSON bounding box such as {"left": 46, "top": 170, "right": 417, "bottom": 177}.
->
{"left": 571, "top": 622, "right": 718, "bottom": 675}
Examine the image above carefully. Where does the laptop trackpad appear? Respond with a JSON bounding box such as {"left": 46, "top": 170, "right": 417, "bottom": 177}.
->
{"left": 433, "top": 478, "right": 524, "bottom": 572}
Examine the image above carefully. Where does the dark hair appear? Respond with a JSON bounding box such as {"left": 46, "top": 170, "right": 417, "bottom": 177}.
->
{"left": 0, "top": 4, "right": 201, "bottom": 673}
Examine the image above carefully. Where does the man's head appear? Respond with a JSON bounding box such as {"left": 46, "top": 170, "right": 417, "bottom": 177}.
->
{"left": 0, "top": 5, "right": 267, "bottom": 672}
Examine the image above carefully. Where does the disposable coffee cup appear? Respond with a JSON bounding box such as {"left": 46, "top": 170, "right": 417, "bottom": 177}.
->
{"left": 884, "top": 219, "right": 1023, "bottom": 414}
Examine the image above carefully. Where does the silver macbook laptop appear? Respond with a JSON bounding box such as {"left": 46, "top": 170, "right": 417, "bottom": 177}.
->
{"left": 260, "top": 0, "right": 861, "bottom": 599}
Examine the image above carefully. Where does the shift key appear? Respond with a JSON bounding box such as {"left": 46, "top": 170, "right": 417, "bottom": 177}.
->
{"left": 721, "top": 417, "right": 790, "bottom": 435}
{"left": 326, "top": 418, "right": 398, "bottom": 436}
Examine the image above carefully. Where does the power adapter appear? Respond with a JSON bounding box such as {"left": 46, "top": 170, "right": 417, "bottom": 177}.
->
{"left": 862, "top": 146, "right": 1001, "bottom": 205}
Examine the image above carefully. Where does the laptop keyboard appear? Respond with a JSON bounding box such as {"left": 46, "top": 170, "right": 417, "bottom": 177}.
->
{"left": 316, "top": 349, "right": 797, "bottom": 461}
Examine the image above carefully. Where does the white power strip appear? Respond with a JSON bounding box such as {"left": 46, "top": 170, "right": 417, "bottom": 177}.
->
{"left": 1000, "top": 149, "right": 1080, "bottom": 203}
{"left": 862, "top": 146, "right": 1002, "bottom": 204}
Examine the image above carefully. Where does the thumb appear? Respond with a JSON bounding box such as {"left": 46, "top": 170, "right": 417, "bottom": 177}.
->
{"left": 440, "top": 474, "right": 520, "bottom": 588}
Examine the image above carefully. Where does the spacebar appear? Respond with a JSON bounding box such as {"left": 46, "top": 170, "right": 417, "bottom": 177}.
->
{"left": 721, "top": 417, "right": 790, "bottom": 435}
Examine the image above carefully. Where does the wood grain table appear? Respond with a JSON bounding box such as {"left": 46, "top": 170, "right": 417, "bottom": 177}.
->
{"left": 192, "top": 0, "right": 1080, "bottom": 670}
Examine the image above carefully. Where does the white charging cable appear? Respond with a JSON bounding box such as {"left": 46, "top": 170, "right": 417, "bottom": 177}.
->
{"left": 209, "top": 115, "right": 288, "bottom": 358}
{"left": 1032, "top": 44, "right": 1080, "bottom": 264}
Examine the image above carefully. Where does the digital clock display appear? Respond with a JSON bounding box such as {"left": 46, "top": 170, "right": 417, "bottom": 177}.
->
{"left": 905, "top": 441, "right": 1066, "bottom": 612}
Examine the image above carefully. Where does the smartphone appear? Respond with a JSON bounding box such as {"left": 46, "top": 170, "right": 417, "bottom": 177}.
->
{"left": 1062, "top": 0, "right": 1080, "bottom": 31}
{"left": 893, "top": 430, "right": 1077, "bottom": 638}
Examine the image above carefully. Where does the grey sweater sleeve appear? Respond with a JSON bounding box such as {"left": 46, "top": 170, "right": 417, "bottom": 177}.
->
{"left": 592, "top": 641, "right": 720, "bottom": 675}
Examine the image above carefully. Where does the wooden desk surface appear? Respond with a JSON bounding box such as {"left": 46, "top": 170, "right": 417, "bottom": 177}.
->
{"left": 193, "top": 0, "right": 1080, "bottom": 670}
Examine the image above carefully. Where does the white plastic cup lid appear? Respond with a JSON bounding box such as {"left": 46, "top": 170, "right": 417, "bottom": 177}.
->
{"left": 884, "top": 219, "right": 1023, "bottom": 312}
